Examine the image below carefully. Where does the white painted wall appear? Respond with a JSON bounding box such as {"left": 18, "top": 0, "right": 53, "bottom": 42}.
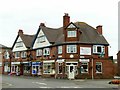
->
{"left": 33, "top": 29, "right": 51, "bottom": 49}
{"left": 12, "top": 36, "right": 27, "bottom": 52}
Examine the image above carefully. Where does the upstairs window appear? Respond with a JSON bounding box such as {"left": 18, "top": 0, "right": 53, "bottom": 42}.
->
{"left": 58, "top": 46, "right": 62, "bottom": 54}
{"left": 67, "top": 31, "right": 77, "bottom": 37}
{"left": 4, "top": 50, "right": 9, "bottom": 59}
{"left": 16, "top": 41, "right": 23, "bottom": 48}
{"left": 37, "top": 35, "right": 45, "bottom": 43}
{"left": 15, "top": 52, "right": 20, "bottom": 58}
{"left": 93, "top": 45, "right": 105, "bottom": 54}
{"left": 36, "top": 49, "right": 42, "bottom": 56}
{"left": 21, "top": 52, "right": 26, "bottom": 58}
{"left": 43, "top": 48, "right": 50, "bottom": 56}
{"left": 67, "top": 45, "right": 77, "bottom": 53}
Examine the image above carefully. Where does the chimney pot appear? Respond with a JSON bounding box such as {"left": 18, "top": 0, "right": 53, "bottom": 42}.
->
{"left": 18, "top": 29, "right": 23, "bottom": 35}
{"left": 40, "top": 23, "right": 45, "bottom": 27}
{"left": 96, "top": 25, "right": 102, "bottom": 34}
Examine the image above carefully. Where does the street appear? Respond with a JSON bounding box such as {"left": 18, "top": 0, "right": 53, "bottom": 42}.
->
{"left": 1, "top": 75, "right": 120, "bottom": 89}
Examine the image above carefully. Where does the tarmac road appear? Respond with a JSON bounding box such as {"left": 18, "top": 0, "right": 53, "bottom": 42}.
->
{"left": 1, "top": 75, "right": 120, "bottom": 89}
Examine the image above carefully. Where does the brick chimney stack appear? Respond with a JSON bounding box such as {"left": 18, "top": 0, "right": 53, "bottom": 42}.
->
{"left": 63, "top": 13, "right": 70, "bottom": 29}
{"left": 96, "top": 25, "right": 102, "bottom": 34}
{"left": 40, "top": 23, "right": 45, "bottom": 27}
{"left": 18, "top": 29, "right": 23, "bottom": 36}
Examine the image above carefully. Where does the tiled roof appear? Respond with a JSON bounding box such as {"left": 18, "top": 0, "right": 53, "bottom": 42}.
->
{"left": 0, "top": 44, "right": 11, "bottom": 49}
{"left": 21, "top": 34, "right": 35, "bottom": 48}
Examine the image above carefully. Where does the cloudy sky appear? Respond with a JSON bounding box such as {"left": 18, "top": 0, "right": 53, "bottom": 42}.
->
{"left": 0, "top": 0, "right": 118, "bottom": 59}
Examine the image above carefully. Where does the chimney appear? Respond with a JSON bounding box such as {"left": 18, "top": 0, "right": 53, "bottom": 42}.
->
{"left": 96, "top": 25, "right": 102, "bottom": 34}
{"left": 18, "top": 29, "right": 23, "bottom": 36}
{"left": 63, "top": 13, "right": 70, "bottom": 28}
{"left": 40, "top": 23, "right": 45, "bottom": 27}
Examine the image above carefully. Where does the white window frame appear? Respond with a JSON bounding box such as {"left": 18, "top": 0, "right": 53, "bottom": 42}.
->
{"left": 43, "top": 62, "right": 55, "bottom": 74}
{"left": 58, "top": 46, "right": 62, "bottom": 54}
{"left": 67, "top": 45, "right": 77, "bottom": 53}
{"left": 67, "top": 31, "right": 77, "bottom": 37}
{"left": 16, "top": 41, "right": 23, "bottom": 48}
{"left": 36, "top": 49, "right": 42, "bottom": 56}
{"left": 93, "top": 45, "right": 105, "bottom": 54}
{"left": 4, "top": 50, "right": 9, "bottom": 59}
{"left": 81, "top": 62, "right": 88, "bottom": 73}
{"left": 43, "top": 48, "right": 50, "bottom": 56}
{"left": 21, "top": 51, "right": 26, "bottom": 58}
{"left": 96, "top": 62, "right": 102, "bottom": 73}
{"left": 15, "top": 52, "right": 20, "bottom": 58}
{"left": 37, "top": 35, "right": 45, "bottom": 43}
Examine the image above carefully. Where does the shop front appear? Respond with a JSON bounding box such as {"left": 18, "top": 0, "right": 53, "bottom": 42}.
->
{"left": 32, "top": 62, "right": 42, "bottom": 76}
{"left": 65, "top": 62, "right": 78, "bottom": 79}
{"left": 11, "top": 62, "right": 20, "bottom": 75}
{"left": 43, "top": 60, "right": 55, "bottom": 77}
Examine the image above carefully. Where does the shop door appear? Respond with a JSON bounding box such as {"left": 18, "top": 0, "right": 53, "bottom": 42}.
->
{"left": 68, "top": 65, "right": 75, "bottom": 79}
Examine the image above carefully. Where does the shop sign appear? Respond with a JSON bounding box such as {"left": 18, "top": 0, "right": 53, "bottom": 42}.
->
{"left": 79, "top": 59, "right": 89, "bottom": 62}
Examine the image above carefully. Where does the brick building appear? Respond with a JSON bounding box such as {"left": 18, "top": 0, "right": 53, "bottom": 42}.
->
{"left": 10, "top": 13, "right": 115, "bottom": 79}
{"left": 117, "top": 51, "right": 120, "bottom": 76}
{"left": 0, "top": 44, "right": 11, "bottom": 74}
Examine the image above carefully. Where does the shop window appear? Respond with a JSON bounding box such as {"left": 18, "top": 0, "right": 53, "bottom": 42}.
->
{"left": 67, "top": 45, "right": 77, "bottom": 53}
{"left": 24, "top": 64, "right": 30, "bottom": 74}
{"left": 58, "top": 63, "right": 62, "bottom": 74}
{"left": 36, "top": 49, "right": 42, "bottom": 56}
{"left": 43, "top": 63, "right": 55, "bottom": 74}
{"left": 58, "top": 46, "right": 62, "bottom": 54}
{"left": 96, "top": 62, "right": 102, "bottom": 73}
{"left": 81, "top": 62, "right": 88, "bottom": 73}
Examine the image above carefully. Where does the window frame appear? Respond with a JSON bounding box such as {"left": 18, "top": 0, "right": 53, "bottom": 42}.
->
{"left": 67, "top": 45, "right": 77, "bottom": 53}
{"left": 43, "top": 48, "right": 50, "bottom": 56}
{"left": 16, "top": 41, "right": 23, "bottom": 48}
{"left": 37, "top": 35, "right": 45, "bottom": 43}
{"left": 67, "top": 30, "right": 77, "bottom": 37}
{"left": 21, "top": 51, "right": 27, "bottom": 58}
{"left": 58, "top": 62, "right": 63, "bottom": 74}
{"left": 36, "top": 49, "right": 42, "bottom": 56}
{"left": 81, "top": 62, "right": 88, "bottom": 73}
{"left": 58, "top": 46, "right": 62, "bottom": 54}
{"left": 15, "top": 52, "right": 20, "bottom": 58}
{"left": 96, "top": 62, "right": 102, "bottom": 73}
{"left": 93, "top": 45, "right": 105, "bottom": 54}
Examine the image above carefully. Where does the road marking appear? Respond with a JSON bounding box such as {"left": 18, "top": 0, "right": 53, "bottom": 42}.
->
{"left": 32, "top": 82, "right": 47, "bottom": 85}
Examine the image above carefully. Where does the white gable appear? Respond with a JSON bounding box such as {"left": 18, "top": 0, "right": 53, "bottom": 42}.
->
{"left": 12, "top": 36, "right": 27, "bottom": 52}
{"left": 68, "top": 23, "right": 76, "bottom": 28}
{"left": 33, "top": 29, "right": 51, "bottom": 49}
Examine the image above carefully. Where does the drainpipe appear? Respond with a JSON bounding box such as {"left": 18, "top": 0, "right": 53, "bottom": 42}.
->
{"left": 91, "top": 58, "right": 94, "bottom": 79}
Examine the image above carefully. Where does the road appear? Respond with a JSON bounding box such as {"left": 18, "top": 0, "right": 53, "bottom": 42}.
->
{"left": 1, "top": 75, "right": 120, "bottom": 89}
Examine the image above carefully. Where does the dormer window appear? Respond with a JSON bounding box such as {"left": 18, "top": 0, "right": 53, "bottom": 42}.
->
{"left": 67, "top": 31, "right": 77, "bottom": 37}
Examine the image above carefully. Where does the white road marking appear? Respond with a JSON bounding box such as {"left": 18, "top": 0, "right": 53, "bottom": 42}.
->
{"left": 32, "top": 82, "right": 47, "bottom": 85}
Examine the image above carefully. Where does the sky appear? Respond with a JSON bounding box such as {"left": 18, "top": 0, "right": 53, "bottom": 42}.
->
{"left": 0, "top": 0, "right": 118, "bottom": 59}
